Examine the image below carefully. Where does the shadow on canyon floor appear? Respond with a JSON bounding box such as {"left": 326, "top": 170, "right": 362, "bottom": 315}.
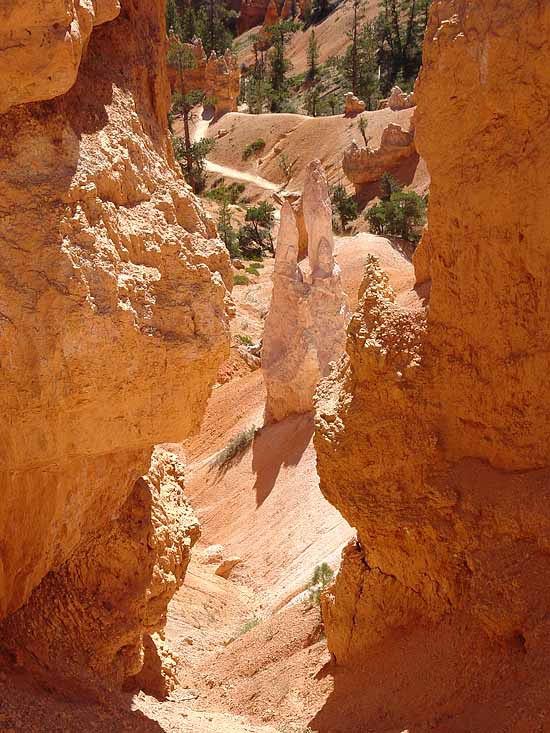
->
{"left": 252, "top": 413, "right": 315, "bottom": 507}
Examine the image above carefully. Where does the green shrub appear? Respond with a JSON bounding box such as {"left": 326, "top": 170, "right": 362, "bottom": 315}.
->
{"left": 365, "top": 189, "right": 427, "bottom": 244}
{"left": 331, "top": 184, "right": 358, "bottom": 231}
{"left": 306, "top": 563, "right": 334, "bottom": 606}
{"left": 233, "top": 273, "right": 250, "bottom": 286}
{"left": 243, "top": 138, "right": 266, "bottom": 160}
{"left": 246, "top": 264, "right": 260, "bottom": 276}
{"left": 214, "top": 426, "right": 257, "bottom": 466}
{"left": 237, "top": 333, "right": 254, "bottom": 346}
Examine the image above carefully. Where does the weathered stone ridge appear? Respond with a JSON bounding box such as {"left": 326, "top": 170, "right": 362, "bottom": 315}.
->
{"left": 262, "top": 161, "right": 347, "bottom": 423}
{"left": 168, "top": 37, "right": 241, "bottom": 116}
{"left": 343, "top": 118, "right": 416, "bottom": 190}
{"left": 315, "top": 0, "right": 550, "bottom": 726}
{"left": 0, "top": 0, "right": 230, "bottom": 640}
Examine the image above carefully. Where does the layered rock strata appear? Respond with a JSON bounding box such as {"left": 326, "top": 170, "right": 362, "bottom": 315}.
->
{"left": 168, "top": 37, "right": 241, "bottom": 116}
{"left": 0, "top": 0, "right": 229, "bottom": 688}
{"left": 262, "top": 161, "right": 347, "bottom": 423}
{"left": 343, "top": 118, "right": 416, "bottom": 190}
{"left": 315, "top": 0, "right": 550, "bottom": 725}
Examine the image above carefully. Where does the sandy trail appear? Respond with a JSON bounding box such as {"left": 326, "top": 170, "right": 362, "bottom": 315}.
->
{"left": 190, "top": 106, "right": 282, "bottom": 193}
{"left": 206, "top": 160, "right": 281, "bottom": 192}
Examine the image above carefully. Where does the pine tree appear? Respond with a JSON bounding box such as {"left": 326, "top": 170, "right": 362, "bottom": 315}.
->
{"left": 306, "top": 29, "right": 319, "bottom": 81}
{"left": 166, "top": 0, "right": 182, "bottom": 36}
{"left": 375, "top": 0, "right": 432, "bottom": 93}
{"left": 340, "top": 22, "right": 379, "bottom": 109}
{"left": 266, "top": 21, "right": 298, "bottom": 113}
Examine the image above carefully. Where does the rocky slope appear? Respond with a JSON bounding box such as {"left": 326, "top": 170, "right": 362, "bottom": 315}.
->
{"left": 315, "top": 0, "right": 550, "bottom": 728}
{"left": 0, "top": 0, "right": 230, "bottom": 692}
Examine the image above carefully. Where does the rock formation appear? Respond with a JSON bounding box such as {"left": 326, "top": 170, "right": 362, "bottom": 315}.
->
{"left": 0, "top": 0, "right": 121, "bottom": 113}
{"left": 0, "top": 0, "right": 229, "bottom": 691}
{"left": 263, "top": 0, "right": 281, "bottom": 27}
{"left": 315, "top": 0, "right": 550, "bottom": 726}
{"left": 343, "top": 119, "right": 416, "bottom": 191}
{"left": 168, "top": 37, "right": 241, "bottom": 116}
{"left": 379, "top": 85, "right": 416, "bottom": 111}
{"left": 262, "top": 161, "right": 347, "bottom": 423}
{"left": 344, "top": 93, "right": 366, "bottom": 116}
{"left": 239, "top": 0, "right": 308, "bottom": 32}
{"left": 2, "top": 448, "right": 199, "bottom": 695}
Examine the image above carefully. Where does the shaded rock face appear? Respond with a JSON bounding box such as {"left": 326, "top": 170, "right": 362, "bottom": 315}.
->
{"left": 0, "top": 0, "right": 229, "bottom": 677}
{"left": 343, "top": 118, "right": 416, "bottom": 190}
{"left": 0, "top": 0, "right": 121, "bottom": 113}
{"left": 239, "top": 0, "right": 271, "bottom": 32}
{"left": 315, "top": 0, "right": 550, "bottom": 724}
{"left": 168, "top": 37, "right": 241, "bottom": 116}
{"left": 1, "top": 449, "right": 199, "bottom": 695}
{"left": 262, "top": 161, "right": 347, "bottom": 424}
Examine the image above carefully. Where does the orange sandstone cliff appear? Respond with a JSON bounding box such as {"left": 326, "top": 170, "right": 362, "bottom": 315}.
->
{"left": 315, "top": 1, "right": 550, "bottom": 728}
{"left": 0, "top": 0, "right": 230, "bottom": 692}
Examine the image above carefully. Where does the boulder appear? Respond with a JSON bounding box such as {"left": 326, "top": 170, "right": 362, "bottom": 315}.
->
{"left": 215, "top": 557, "right": 243, "bottom": 579}
{"left": 344, "top": 93, "right": 366, "bottom": 116}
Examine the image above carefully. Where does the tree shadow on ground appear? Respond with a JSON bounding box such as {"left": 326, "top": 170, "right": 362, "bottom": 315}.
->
{"left": 251, "top": 412, "right": 314, "bottom": 507}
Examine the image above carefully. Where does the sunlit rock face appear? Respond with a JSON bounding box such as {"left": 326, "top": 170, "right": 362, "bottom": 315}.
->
{"left": 0, "top": 0, "right": 229, "bottom": 664}
{"left": 315, "top": 1, "right": 550, "bottom": 728}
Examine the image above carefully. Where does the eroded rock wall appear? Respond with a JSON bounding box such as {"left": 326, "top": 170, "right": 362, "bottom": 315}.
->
{"left": 343, "top": 117, "right": 416, "bottom": 190}
{"left": 2, "top": 449, "right": 199, "bottom": 694}
{"left": 0, "top": 0, "right": 230, "bottom": 684}
{"left": 168, "top": 37, "right": 241, "bottom": 115}
{"left": 315, "top": 0, "right": 550, "bottom": 725}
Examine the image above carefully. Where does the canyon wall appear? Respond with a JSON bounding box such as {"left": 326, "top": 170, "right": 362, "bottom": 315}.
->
{"left": 315, "top": 0, "right": 550, "bottom": 726}
{"left": 0, "top": 0, "right": 230, "bottom": 689}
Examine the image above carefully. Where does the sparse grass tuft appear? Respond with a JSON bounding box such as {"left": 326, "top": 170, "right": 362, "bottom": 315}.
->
{"left": 235, "top": 615, "right": 261, "bottom": 638}
{"left": 213, "top": 426, "right": 257, "bottom": 467}
{"left": 243, "top": 138, "right": 266, "bottom": 160}
{"left": 233, "top": 273, "right": 250, "bottom": 286}
{"left": 237, "top": 333, "right": 254, "bottom": 346}
{"left": 246, "top": 263, "right": 261, "bottom": 276}
{"left": 278, "top": 724, "right": 314, "bottom": 733}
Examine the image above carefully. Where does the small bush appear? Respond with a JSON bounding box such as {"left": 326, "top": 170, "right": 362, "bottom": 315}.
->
{"left": 214, "top": 426, "right": 257, "bottom": 466}
{"left": 331, "top": 184, "right": 358, "bottom": 231}
{"left": 246, "top": 264, "right": 261, "bottom": 276}
{"left": 243, "top": 138, "right": 266, "bottom": 160}
{"left": 233, "top": 273, "right": 250, "bottom": 286}
{"left": 365, "top": 188, "right": 427, "bottom": 244}
{"left": 237, "top": 333, "right": 254, "bottom": 346}
{"left": 306, "top": 563, "right": 334, "bottom": 606}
